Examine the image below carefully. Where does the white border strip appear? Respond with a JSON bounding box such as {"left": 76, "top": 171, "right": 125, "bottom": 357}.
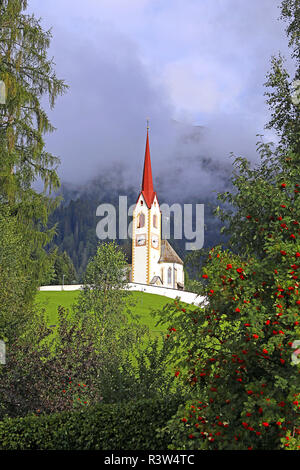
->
{"left": 38, "top": 283, "right": 207, "bottom": 306}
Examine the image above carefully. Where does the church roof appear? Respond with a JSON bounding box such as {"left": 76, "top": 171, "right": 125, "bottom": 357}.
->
{"left": 159, "top": 240, "right": 184, "bottom": 265}
{"left": 139, "top": 128, "right": 156, "bottom": 208}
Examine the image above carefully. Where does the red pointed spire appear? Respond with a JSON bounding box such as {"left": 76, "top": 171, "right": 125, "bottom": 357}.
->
{"left": 141, "top": 126, "right": 155, "bottom": 208}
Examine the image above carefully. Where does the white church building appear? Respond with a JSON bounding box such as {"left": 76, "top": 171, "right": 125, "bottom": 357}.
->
{"left": 130, "top": 127, "right": 184, "bottom": 290}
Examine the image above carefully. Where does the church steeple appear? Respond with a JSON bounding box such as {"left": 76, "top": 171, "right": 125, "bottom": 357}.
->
{"left": 141, "top": 124, "right": 155, "bottom": 208}
{"left": 131, "top": 125, "right": 184, "bottom": 289}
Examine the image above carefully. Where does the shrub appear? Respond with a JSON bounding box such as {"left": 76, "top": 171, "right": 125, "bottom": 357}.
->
{"left": 0, "top": 396, "right": 183, "bottom": 450}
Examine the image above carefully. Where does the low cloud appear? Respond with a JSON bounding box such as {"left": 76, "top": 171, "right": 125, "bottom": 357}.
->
{"left": 27, "top": 0, "right": 291, "bottom": 203}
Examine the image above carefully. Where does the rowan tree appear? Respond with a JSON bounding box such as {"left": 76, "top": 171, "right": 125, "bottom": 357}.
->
{"left": 156, "top": 0, "right": 300, "bottom": 450}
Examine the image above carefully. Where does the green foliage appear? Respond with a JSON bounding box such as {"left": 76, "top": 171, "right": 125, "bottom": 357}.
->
{"left": 72, "top": 242, "right": 146, "bottom": 359}
{"left": 216, "top": 144, "right": 300, "bottom": 258}
{"left": 280, "top": 0, "right": 300, "bottom": 62}
{"left": 183, "top": 248, "right": 212, "bottom": 294}
{"left": 0, "top": 396, "right": 184, "bottom": 450}
{"left": 281, "top": 429, "right": 300, "bottom": 450}
{"left": 0, "top": 307, "right": 104, "bottom": 419}
{"left": 153, "top": 0, "right": 300, "bottom": 450}
{"left": 0, "top": 0, "right": 66, "bottom": 194}
{"left": 157, "top": 245, "right": 300, "bottom": 450}
{"left": 74, "top": 241, "right": 130, "bottom": 319}
{"left": 0, "top": 0, "right": 67, "bottom": 284}
{"left": 264, "top": 0, "right": 299, "bottom": 153}
{"left": 71, "top": 241, "right": 175, "bottom": 403}
{"left": 0, "top": 298, "right": 182, "bottom": 419}
{"left": 47, "top": 187, "right": 138, "bottom": 279}
{"left": 51, "top": 250, "right": 78, "bottom": 285}
{"left": 120, "top": 336, "right": 185, "bottom": 401}
{"left": 0, "top": 239, "right": 181, "bottom": 419}
{"left": 0, "top": 204, "right": 36, "bottom": 343}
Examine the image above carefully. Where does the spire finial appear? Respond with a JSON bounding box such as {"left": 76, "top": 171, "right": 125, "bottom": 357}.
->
{"left": 146, "top": 118, "right": 150, "bottom": 130}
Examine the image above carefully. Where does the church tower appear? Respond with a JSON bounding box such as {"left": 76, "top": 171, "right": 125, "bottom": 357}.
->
{"left": 131, "top": 125, "right": 161, "bottom": 284}
{"left": 131, "top": 124, "right": 184, "bottom": 289}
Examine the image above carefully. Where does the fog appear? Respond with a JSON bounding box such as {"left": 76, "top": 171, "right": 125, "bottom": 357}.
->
{"left": 27, "top": 0, "right": 293, "bottom": 201}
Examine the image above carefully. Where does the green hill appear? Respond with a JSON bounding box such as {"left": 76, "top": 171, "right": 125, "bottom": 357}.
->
{"left": 35, "top": 290, "right": 180, "bottom": 336}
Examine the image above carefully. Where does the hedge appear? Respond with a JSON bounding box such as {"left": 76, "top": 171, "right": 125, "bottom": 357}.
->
{"left": 0, "top": 395, "right": 183, "bottom": 450}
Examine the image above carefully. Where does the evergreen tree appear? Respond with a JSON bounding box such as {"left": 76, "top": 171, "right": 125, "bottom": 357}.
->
{"left": 0, "top": 205, "right": 34, "bottom": 343}
{"left": 0, "top": 0, "right": 67, "bottom": 285}
{"left": 52, "top": 250, "right": 78, "bottom": 285}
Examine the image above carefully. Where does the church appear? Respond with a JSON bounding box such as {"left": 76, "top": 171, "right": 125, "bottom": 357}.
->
{"left": 130, "top": 126, "right": 184, "bottom": 290}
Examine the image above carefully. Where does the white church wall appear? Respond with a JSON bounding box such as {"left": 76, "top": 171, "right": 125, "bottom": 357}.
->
{"left": 165, "top": 262, "right": 174, "bottom": 287}
{"left": 177, "top": 264, "right": 184, "bottom": 285}
{"left": 148, "top": 196, "right": 162, "bottom": 282}
{"left": 159, "top": 262, "right": 184, "bottom": 288}
{"left": 132, "top": 194, "right": 149, "bottom": 284}
{"left": 132, "top": 193, "right": 164, "bottom": 285}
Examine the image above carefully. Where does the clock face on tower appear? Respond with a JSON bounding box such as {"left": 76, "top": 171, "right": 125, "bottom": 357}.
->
{"left": 151, "top": 234, "right": 159, "bottom": 249}
{"left": 136, "top": 234, "right": 146, "bottom": 246}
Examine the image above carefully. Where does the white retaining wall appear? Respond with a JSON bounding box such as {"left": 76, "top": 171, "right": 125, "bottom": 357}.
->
{"left": 126, "top": 283, "right": 207, "bottom": 306}
{"left": 39, "top": 284, "right": 83, "bottom": 292}
{"left": 39, "top": 283, "right": 207, "bottom": 306}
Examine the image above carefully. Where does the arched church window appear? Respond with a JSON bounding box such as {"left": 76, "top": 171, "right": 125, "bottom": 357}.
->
{"left": 137, "top": 212, "right": 145, "bottom": 228}
{"left": 153, "top": 214, "right": 157, "bottom": 228}
{"left": 168, "top": 267, "right": 172, "bottom": 285}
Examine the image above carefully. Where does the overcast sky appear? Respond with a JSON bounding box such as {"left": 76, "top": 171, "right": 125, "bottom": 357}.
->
{"left": 27, "top": 0, "right": 292, "bottom": 200}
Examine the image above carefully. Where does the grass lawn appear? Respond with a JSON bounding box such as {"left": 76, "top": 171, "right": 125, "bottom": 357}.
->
{"left": 35, "top": 290, "right": 180, "bottom": 336}
{"left": 36, "top": 290, "right": 80, "bottom": 325}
